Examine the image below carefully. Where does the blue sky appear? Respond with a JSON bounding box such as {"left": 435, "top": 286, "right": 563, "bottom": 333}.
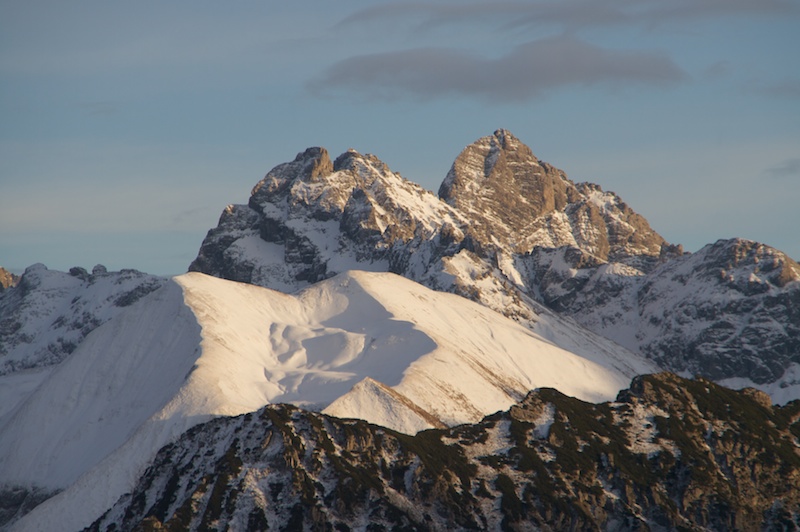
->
{"left": 1, "top": 0, "right": 798, "bottom": 275}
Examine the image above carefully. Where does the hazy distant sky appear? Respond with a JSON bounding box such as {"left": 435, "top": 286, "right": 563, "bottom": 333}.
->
{"left": 1, "top": 0, "right": 799, "bottom": 275}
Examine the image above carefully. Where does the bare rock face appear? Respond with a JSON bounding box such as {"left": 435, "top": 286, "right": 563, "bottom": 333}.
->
{"left": 440, "top": 129, "right": 571, "bottom": 248}
{"left": 439, "top": 129, "right": 666, "bottom": 263}
{"left": 635, "top": 239, "right": 800, "bottom": 382}
{"left": 188, "top": 131, "right": 800, "bottom": 392}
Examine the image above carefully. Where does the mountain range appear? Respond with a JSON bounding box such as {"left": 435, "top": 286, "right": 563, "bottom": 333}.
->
{"left": 1, "top": 130, "right": 798, "bottom": 530}
{"left": 190, "top": 129, "right": 800, "bottom": 396}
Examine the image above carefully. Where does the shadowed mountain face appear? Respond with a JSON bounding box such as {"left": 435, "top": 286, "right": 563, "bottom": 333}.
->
{"left": 190, "top": 130, "right": 800, "bottom": 389}
{"left": 89, "top": 373, "right": 800, "bottom": 531}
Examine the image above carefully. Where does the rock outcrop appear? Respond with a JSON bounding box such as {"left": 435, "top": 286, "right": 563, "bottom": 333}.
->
{"left": 0, "top": 268, "right": 19, "bottom": 292}
{"left": 553, "top": 238, "right": 800, "bottom": 384}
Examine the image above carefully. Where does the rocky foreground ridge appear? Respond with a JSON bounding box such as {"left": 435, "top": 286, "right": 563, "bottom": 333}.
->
{"left": 90, "top": 373, "right": 800, "bottom": 531}
{"left": 191, "top": 130, "right": 800, "bottom": 391}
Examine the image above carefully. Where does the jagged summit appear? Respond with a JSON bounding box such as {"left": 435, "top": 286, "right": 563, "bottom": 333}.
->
{"left": 440, "top": 129, "right": 666, "bottom": 262}
{"left": 0, "top": 267, "right": 19, "bottom": 291}
{"left": 188, "top": 131, "right": 799, "bottom": 397}
{"left": 439, "top": 129, "right": 560, "bottom": 218}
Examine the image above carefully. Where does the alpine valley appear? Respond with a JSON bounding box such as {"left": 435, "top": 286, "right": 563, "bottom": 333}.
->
{"left": 1, "top": 131, "right": 798, "bottom": 531}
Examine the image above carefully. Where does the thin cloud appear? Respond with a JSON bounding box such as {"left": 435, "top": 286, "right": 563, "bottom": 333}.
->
{"left": 642, "top": 0, "right": 794, "bottom": 21}
{"left": 78, "top": 101, "right": 121, "bottom": 116}
{"left": 702, "top": 61, "right": 730, "bottom": 80}
{"left": 755, "top": 79, "right": 800, "bottom": 100}
{"left": 309, "top": 35, "right": 686, "bottom": 102}
{"left": 765, "top": 158, "right": 800, "bottom": 179}
{"left": 338, "top": 2, "right": 629, "bottom": 33}
{"left": 172, "top": 206, "right": 212, "bottom": 227}
{"left": 339, "top": 0, "right": 796, "bottom": 33}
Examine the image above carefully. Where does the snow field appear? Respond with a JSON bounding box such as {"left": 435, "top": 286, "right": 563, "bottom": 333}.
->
{"left": 12, "top": 269, "right": 652, "bottom": 531}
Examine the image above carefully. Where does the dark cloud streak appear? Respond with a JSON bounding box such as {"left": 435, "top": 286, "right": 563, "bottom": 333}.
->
{"left": 754, "top": 79, "right": 800, "bottom": 100}
{"left": 766, "top": 158, "right": 800, "bottom": 179}
{"left": 338, "top": 1, "right": 629, "bottom": 33}
{"left": 309, "top": 36, "right": 686, "bottom": 102}
{"left": 338, "top": 0, "right": 796, "bottom": 33}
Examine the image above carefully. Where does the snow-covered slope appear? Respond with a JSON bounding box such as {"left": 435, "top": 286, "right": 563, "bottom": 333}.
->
{"left": 7, "top": 269, "right": 654, "bottom": 531}
{"left": 0, "top": 280, "right": 201, "bottom": 530}
{"left": 0, "top": 264, "right": 165, "bottom": 433}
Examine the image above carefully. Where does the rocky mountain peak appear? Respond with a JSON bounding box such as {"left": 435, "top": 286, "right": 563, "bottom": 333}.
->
{"left": 191, "top": 143, "right": 468, "bottom": 291}
{"left": 491, "top": 127, "right": 520, "bottom": 149}
{"left": 438, "top": 130, "right": 665, "bottom": 262}
{"left": 249, "top": 147, "right": 333, "bottom": 205}
{"left": 332, "top": 148, "right": 389, "bottom": 175}
{"left": 188, "top": 132, "right": 798, "bottom": 395}
{"left": 439, "top": 129, "right": 567, "bottom": 225}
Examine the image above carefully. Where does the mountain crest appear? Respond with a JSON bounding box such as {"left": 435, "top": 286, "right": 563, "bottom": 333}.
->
{"left": 439, "top": 129, "right": 571, "bottom": 248}
{"left": 188, "top": 131, "right": 799, "bottom": 391}
{"left": 250, "top": 147, "right": 333, "bottom": 204}
{"left": 439, "top": 130, "right": 666, "bottom": 262}
{"left": 0, "top": 267, "right": 19, "bottom": 291}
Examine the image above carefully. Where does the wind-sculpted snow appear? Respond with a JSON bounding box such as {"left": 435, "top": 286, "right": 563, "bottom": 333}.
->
{"left": 6, "top": 270, "right": 654, "bottom": 531}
